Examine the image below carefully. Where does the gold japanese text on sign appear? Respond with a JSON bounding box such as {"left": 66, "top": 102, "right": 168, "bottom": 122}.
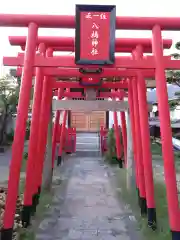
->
{"left": 85, "top": 12, "right": 107, "bottom": 57}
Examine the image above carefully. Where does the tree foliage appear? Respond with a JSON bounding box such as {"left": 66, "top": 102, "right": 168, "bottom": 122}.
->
{"left": 166, "top": 70, "right": 180, "bottom": 87}
{"left": 166, "top": 42, "right": 180, "bottom": 86}
{"left": 0, "top": 75, "right": 20, "bottom": 145}
{"left": 168, "top": 99, "right": 180, "bottom": 110}
{"left": 164, "top": 43, "right": 180, "bottom": 110}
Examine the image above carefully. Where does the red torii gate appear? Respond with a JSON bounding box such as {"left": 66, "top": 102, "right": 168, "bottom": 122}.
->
{"left": 12, "top": 37, "right": 157, "bottom": 183}
{"left": 10, "top": 35, "right": 165, "bottom": 183}
{"left": 53, "top": 91, "right": 127, "bottom": 98}
{"left": 5, "top": 54, "right": 177, "bottom": 68}
{"left": 15, "top": 66, "right": 156, "bottom": 78}
{"left": 9, "top": 36, "right": 161, "bottom": 205}
{"left": 0, "top": 14, "right": 180, "bottom": 29}
{"left": 0, "top": 31, "right": 173, "bottom": 236}
{"left": 9, "top": 36, "right": 172, "bottom": 53}
{"left": 0, "top": 12, "right": 180, "bottom": 240}
{"left": 1, "top": 47, "right": 164, "bottom": 234}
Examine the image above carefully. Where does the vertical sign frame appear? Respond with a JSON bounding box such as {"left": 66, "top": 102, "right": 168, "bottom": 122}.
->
{"left": 75, "top": 4, "right": 116, "bottom": 65}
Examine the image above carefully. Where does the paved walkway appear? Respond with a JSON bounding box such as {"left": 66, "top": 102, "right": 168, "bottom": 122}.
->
{"left": 0, "top": 141, "right": 28, "bottom": 183}
{"left": 0, "top": 148, "right": 12, "bottom": 182}
{"left": 36, "top": 156, "right": 142, "bottom": 240}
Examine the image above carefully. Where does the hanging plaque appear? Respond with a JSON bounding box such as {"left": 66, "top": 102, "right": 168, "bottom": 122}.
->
{"left": 75, "top": 4, "right": 116, "bottom": 65}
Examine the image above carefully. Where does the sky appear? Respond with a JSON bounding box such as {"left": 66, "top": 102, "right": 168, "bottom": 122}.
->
{"left": 0, "top": 0, "right": 180, "bottom": 75}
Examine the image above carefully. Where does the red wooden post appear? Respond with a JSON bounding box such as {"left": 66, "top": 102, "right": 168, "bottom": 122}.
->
{"left": 57, "top": 110, "right": 68, "bottom": 165}
{"left": 132, "top": 77, "right": 147, "bottom": 215}
{"left": 113, "top": 111, "right": 123, "bottom": 168}
{"left": 135, "top": 45, "right": 156, "bottom": 229}
{"left": 1, "top": 23, "right": 38, "bottom": 240}
{"left": 100, "top": 126, "right": 103, "bottom": 153}
{"left": 52, "top": 88, "right": 63, "bottom": 169}
{"left": 128, "top": 80, "right": 139, "bottom": 189}
{"left": 120, "top": 111, "right": 127, "bottom": 167}
{"left": 35, "top": 76, "right": 52, "bottom": 194}
{"left": 74, "top": 128, "right": 76, "bottom": 153}
{"left": 22, "top": 43, "right": 46, "bottom": 227}
{"left": 34, "top": 48, "right": 53, "bottom": 202}
{"left": 64, "top": 127, "right": 70, "bottom": 153}
{"left": 152, "top": 25, "right": 180, "bottom": 238}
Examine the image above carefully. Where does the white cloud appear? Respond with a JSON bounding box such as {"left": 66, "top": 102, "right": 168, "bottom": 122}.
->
{"left": 0, "top": 0, "right": 180, "bottom": 75}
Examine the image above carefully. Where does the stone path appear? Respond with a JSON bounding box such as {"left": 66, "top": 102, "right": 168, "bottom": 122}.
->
{"left": 36, "top": 156, "right": 142, "bottom": 240}
{"left": 0, "top": 148, "right": 12, "bottom": 182}
{"left": 0, "top": 141, "right": 28, "bottom": 183}
{"left": 75, "top": 132, "right": 100, "bottom": 157}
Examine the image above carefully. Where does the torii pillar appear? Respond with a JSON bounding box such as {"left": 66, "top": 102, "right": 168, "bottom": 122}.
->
{"left": 1, "top": 23, "right": 38, "bottom": 240}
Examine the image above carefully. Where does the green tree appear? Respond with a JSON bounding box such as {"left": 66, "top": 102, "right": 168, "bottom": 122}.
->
{"left": 0, "top": 75, "right": 19, "bottom": 145}
{"left": 162, "top": 43, "right": 180, "bottom": 110}
{"left": 166, "top": 43, "right": 180, "bottom": 86}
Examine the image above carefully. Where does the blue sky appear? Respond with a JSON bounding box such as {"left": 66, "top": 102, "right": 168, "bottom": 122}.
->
{"left": 0, "top": 0, "right": 180, "bottom": 75}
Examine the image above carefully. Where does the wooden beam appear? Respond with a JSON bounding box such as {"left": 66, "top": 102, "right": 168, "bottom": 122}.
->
{"left": 52, "top": 100, "right": 129, "bottom": 111}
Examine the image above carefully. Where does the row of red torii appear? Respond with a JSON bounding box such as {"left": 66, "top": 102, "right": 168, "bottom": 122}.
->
{"left": 1, "top": 4, "right": 180, "bottom": 240}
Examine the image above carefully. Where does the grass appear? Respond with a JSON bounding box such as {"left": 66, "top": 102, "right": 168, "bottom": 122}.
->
{"left": 21, "top": 152, "right": 28, "bottom": 172}
{"left": 151, "top": 140, "right": 180, "bottom": 160}
{"left": 105, "top": 153, "right": 119, "bottom": 165}
{"left": 19, "top": 178, "right": 25, "bottom": 194}
{"left": 0, "top": 142, "right": 54, "bottom": 240}
{"left": 151, "top": 142, "right": 162, "bottom": 155}
{"left": 17, "top": 152, "right": 56, "bottom": 239}
{"left": 114, "top": 168, "right": 171, "bottom": 240}
{"left": 151, "top": 141, "right": 180, "bottom": 173}
{"left": 18, "top": 188, "right": 54, "bottom": 240}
